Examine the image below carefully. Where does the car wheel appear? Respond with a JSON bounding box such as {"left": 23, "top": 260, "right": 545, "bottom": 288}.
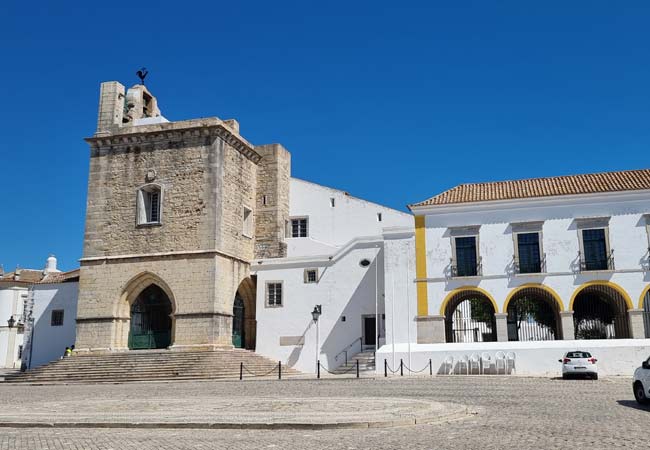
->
{"left": 633, "top": 381, "right": 649, "bottom": 405}
{"left": 592, "top": 374, "right": 598, "bottom": 381}
{"left": 562, "top": 374, "right": 568, "bottom": 380}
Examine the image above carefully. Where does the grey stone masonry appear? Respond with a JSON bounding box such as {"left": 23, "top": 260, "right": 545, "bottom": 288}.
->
{"left": 254, "top": 144, "right": 290, "bottom": 259}
{"left": 76, "top": 81, "right": 292, "bottom": 353}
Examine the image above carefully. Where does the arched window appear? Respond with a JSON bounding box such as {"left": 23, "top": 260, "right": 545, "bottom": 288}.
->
{"left": 137, "top": 184, "right": 162, "bottom": 225}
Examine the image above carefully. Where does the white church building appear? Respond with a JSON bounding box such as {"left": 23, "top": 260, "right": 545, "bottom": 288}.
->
{"left": 253, "top": 178, "right": 412, "bottom": 373}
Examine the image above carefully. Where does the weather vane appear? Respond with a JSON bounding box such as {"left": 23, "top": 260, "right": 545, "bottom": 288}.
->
{"left": 136, "top": 67, "right": 149, "bottom": 85}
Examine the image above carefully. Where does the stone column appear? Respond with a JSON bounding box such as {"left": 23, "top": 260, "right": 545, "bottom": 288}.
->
{"left": 415, "top": 315, "right": 446, "bottom": 343}
{"left": 494, "top": 313, "right": 508, "bottom": 342}
{"left": 628, "top": 309, "right": 646, "bottom": 339}
{"left": 560, "top": 311, "right": 575, "bottom": 340}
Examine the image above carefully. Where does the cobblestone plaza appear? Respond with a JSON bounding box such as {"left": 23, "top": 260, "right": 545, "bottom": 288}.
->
{"left": 0, "top": 376, "right": 647, "bottom": 449}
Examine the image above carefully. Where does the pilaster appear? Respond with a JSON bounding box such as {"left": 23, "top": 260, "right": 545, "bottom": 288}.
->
{"left": 495, "top": 313, "right": 508, "bottom": 342}
{"left": 560, "top": 311, "right": 575, "bottom": 340}
{"left": 415, "top": 315, "right": 445, "bottom": 343}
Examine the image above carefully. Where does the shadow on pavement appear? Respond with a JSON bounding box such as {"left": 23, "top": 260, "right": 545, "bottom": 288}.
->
{"left": 616, "top": 400, "right": 650, "bottom": 412}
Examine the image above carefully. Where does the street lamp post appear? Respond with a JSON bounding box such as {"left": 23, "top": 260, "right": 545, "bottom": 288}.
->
{"left": 311, "top": 305, "right": 322, "bottom": 372}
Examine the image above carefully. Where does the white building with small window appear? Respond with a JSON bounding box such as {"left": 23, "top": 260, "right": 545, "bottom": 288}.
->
{"left": 253, "top": 178, "right": 412, "bottom": 373}
{"left": 379, "top": 169, "right": 650, "bottom": 376}
{"left": 0, "top": 256, "right": 79, "bottom": 370}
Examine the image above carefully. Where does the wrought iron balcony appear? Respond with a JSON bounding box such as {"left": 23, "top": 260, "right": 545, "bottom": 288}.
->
{"left": 513, "top": 253, "right": 546, "bottom": 275}
{"left": 579, "top": 249, "right": 615, "bottom": 272}
{"left": 450, "top": 256, "right": 483, "bottom": 278}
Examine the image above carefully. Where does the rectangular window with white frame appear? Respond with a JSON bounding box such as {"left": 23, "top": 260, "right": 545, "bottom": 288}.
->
{"left": 576, "top": 217, "right": 612, "bottom": 271}
{"left": 304, "top": 269, "right": 318, "bottom": 284}
{"left": 266, "top": 282, "right": 283, "bottom": 307}
{"left": 242, "top": 206, "right": 253, "bottom": 238}
{"left": 290, "top": 217, "right": 308, "bottom": 238}
{"left": 136, "top": 184, "right": 163, "bottom": 226}
{"left": 449, "top": 226, "right": 481, "bottom": 277}
{"left": 511, "top": 222, "right": 544, "bottom": 274}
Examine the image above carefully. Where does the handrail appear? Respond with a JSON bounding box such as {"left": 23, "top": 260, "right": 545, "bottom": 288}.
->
{"left": 334, "top": 336, "right": 362, "bottom": 366}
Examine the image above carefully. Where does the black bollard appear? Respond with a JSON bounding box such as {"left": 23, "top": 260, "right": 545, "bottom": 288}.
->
{"left": 429, "top": 359, "right": 433, "bottom": 376}
{"left": 278, "top": 361, "right": 282, "bottom": 380}
{"left": 317, "top": 360, "right": 321, "bottom": 379}
{"left": 239, "top": 362, "right": 243, "bottom": 380}
{"left": 384, "top": 359, "right": 388, "bottom": 377}
{"left": 400, "top": 359, "right": 404, "bottom": 376}
{"left": 356, "top": 359, "right": 360, "bottom": 378}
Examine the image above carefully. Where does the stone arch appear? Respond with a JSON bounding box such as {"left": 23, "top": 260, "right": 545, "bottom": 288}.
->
{"left": 570, "top": 281, "right": 632, "bottom": 339}
{"left": 114, "top": 272, "right": 177, "bottom": 350}
{"left": 233, "top": 276, "right": 256, "bottom": 350}
{"left": 639, "top": 285, "right": 650, "bottom": 338}
{"left": 442, "top": 288, "right": 497, "bottom": 343}
{"left": 504, "top": 285, "right": 563, "bottom": 341}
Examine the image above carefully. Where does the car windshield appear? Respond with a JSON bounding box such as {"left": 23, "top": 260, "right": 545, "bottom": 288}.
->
{"left": 566, "top": 352, "right": 591, "bottom": 358}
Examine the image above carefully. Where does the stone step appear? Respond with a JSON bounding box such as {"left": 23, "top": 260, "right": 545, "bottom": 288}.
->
{"left": 4, "top": 349, "right": 300, "bottom": 384}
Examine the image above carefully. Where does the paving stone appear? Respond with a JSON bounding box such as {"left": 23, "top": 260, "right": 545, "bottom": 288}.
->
{"left": 0, "top": 376, "right": 647, "bottom": 449}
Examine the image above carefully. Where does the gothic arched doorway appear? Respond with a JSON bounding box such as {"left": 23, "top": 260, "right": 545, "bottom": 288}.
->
{"left": 232, "top": 277, "right": 256, "bottom": 350}
{"left": 128, "top": 285, "right": 172, "bottom": 350}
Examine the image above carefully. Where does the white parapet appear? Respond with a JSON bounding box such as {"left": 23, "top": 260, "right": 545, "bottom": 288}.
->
{"left": 377, "top": 340, "right": 650, "bottom": 377}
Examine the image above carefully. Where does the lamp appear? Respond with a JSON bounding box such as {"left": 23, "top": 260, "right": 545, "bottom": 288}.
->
{"left": 7, "top": 316, "right": 15, "bottom": 328}
{"left": 311, "top": 305, "right": 322, "bottom": 323}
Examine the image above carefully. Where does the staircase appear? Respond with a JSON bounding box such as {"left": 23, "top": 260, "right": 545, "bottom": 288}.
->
{"left": 330, "top": 350, "right": 376, "bottom": 375}
{"left": 3, "top": 349, "right": 300, "bottom": 384}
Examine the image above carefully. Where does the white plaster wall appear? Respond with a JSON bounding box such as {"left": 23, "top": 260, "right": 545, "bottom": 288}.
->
{"left": 421, "top": 193, "right": 650, "bottom": 316}
{"left": 28, "top": 282, "right": 78, "bottom": 368}
{"left": 254, "top": 245, "right": 384, "bottom": 373}
{"left": 377, "top": 340, "right": 650, "bottom": 377}
{"left": 383, "top": 234, "right": 418, "bottom": 348}
{"left": 0, "top": 287, "right": 27, "bottom": 368}
{"left": 287, "top": 179, "right": 412, "bottom": 257}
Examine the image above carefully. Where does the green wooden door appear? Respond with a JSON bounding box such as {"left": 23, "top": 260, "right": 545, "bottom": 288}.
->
{"left": 128, "top": 285, "right": 172, "bottom": 350}
{"left": 232, "top": 295, "right": 245, "bottom": 348}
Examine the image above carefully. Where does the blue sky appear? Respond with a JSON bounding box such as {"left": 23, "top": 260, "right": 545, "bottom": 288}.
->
{"left": 1, "top": 1, "right": 649, "bottom": 271}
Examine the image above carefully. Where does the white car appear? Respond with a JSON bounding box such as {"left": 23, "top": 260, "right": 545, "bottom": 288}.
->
{"left": 559, "top": 351, "right": 598, "bottom": 380}
{"left": 633, "top": 356, "right": 650, "bottom": 404}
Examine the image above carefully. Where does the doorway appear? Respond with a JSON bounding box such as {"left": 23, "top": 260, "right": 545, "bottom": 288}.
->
{"left": 128, "top": 285, "right": 172, "bottom": 350}
{"left": 362, "top": 316, "right": 376, "bottom": 348}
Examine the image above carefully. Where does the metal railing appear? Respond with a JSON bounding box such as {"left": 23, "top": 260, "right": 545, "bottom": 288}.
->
{"left": 578, "top": 249, "right": 615, "bottom": 272}
{"left": 513, "top": 253, "right": 546, "bottom": 274}
{"left": 334, "top": 336, "right": 362, "bottom": 366}
{"left": 450, "top": 256, "right": 483, "bottom": 278}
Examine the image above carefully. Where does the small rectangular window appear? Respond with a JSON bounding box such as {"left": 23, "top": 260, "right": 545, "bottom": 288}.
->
{"left": 377, "top": 212, "right": 382, "bottom": 222}
{"left": 330, "top": 198, "right": 335, "bottom": 207}
{"left": 516, "top": 232, "right": 542, "bottom": 273}
{"left": 267, "top": 282, "right": 283, "bottom": 306}
{"left": 454, "top": 236, "right": 478, "bottom": 277}
{"left": 290, "top": 218, "right": 308, "bottom": 238}
{"left": 243, "top": 206, "right": 253, "bottom": 238}
{"left": 581, "top": 228, "right": 608, "bottom": 270}
{"left": 304, "top": 269, "right": 318, "bottom": 284}
{"left": 147, "top": 191, "right": 160, "bottom": 223}
{"left": 51, "top": 309, "right": 64, "bottom": 326}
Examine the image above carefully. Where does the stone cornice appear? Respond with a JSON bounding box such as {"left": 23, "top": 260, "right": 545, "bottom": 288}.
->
{"left": 85, "top": 118, "right": 261, "bottom": 164}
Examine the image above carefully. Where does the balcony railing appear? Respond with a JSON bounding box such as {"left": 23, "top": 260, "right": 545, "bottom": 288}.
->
{"left": 513, "top": 253, "right": 546, "bottom": 275}
{"left": 450, "top": 256, "right": 482, "bottom": 278}
{"left": 579, "top": 249, "right": 615, "bottom": 272}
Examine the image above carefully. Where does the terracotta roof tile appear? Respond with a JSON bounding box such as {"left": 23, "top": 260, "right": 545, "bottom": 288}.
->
{"left": 0, "top": 268, "right": 80, "bottom": 284}
{"left": 409, "top": 168, "right": 650, "bottom": 209}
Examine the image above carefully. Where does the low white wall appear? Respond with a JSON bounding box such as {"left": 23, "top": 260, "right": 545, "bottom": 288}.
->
{"left": 377, "top": 340, "right": 650, "bottom": 377}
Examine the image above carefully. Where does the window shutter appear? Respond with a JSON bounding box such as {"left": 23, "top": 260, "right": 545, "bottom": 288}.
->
{"left": 136, "top": 189, "right": 147, "bottom": 224}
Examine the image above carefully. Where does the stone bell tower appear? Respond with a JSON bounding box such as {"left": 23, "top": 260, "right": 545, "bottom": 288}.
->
{"left": 75, "top": 81, "right": 290, "bottom": 353}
